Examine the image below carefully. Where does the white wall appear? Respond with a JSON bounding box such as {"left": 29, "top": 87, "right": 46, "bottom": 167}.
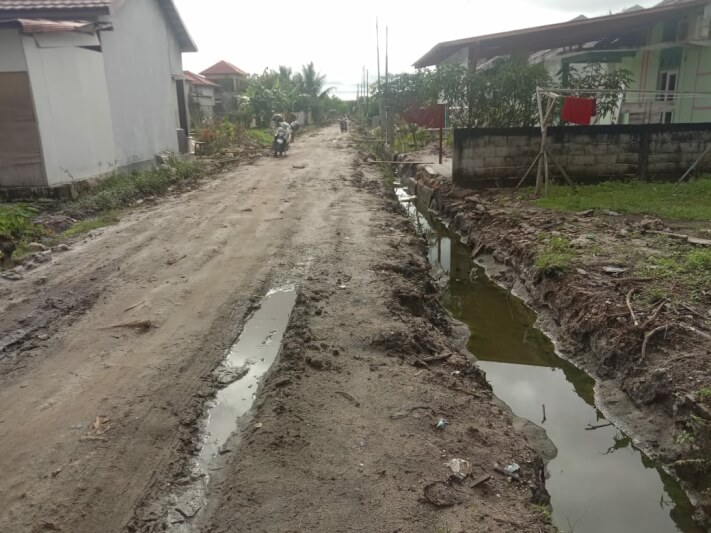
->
{"left": 23, "top": 34, "right": 117, "bottom": 186}
{"left": 100, "top": 0, "right": 184, "bottom": 167}
{"left": 0, "top": 29, "right": 27, "bottom": 72}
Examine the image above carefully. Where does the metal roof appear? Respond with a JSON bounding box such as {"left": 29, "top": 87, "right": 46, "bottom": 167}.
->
{"left": 200, "top": 60, "right": 248, "bottom": 77}
{"left": 413, "top": 0, "right": 711, "bottom": 68}
{"left": 0, "top": 0, "right": 197, "bottom": 52}
{"left": 0, "top": 1, "right": 110, "bottom": 9}
{"left": 183, "top": 70, "right": 218, "bottom": 87}
{"left": 0, "top": 17, "right": 111, "bottom": 32}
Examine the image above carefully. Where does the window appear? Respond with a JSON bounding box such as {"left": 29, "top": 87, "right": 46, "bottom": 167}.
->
{"left": 657, "top": 69, "right": 678, "bottom": 101}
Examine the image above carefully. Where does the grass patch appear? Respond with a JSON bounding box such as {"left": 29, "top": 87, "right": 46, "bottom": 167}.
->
{"left": 0, "top": 204, "right": 43, "bottom": 242}
{"left": 532, "top": 503, "right": 553, "bottom": 523}
{"left": 535, "top": 236, "right": 575, "bottom": 277}
{"left": 699, "top": 388, "right": 711, "bottom": 402}
{"left": 63, "top": 158, "right": 203, "bottom": 217}
{"left": 535, "top": 178, "right": 711, "bottom": 221}
{"left": 62, "top": 212, "right": 119, "bottom": 238}
{"left": 244, "top": 128, "right": 273, "bottom": 147}
{"left": 0, "top": 204, "right": 46, "bottom": 264}
{"left": 636, "top": 248, "right": 711, "bottom": 302}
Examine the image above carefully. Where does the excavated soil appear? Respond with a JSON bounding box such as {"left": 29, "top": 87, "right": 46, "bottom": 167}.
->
{"left": 0, "top": 129, "right": 549, "bottom": 533}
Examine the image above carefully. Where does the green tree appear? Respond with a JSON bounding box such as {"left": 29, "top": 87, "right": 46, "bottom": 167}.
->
{"left": 561, "top": 63, "right": 634, "bottom": 122}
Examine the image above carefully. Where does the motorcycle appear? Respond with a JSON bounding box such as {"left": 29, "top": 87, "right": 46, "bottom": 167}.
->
{"left": 289, "top": 121, "right": 300, "bottom": 141}
{"left": 273, "top": 123, "right": 290, "bottom": 157}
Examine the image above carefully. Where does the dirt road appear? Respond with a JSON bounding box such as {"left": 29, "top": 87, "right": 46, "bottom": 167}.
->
{"left": 0, "top": 129, "right": 547, "bottom": 532}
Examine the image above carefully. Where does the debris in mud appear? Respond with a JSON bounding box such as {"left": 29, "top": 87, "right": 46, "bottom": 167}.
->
{"left": 216, "top": 365, "right": 249, "bottom": 385}
{"left": 90, "top": 416, "right": 111, "bottom": 435}
{"left": 446, "top": 458, "right": 472, "bottom": 480}
{"left": 422, "top": 480, "right": 460, "bottom": 507}
{"left": 335, "top": 390, "right": 360, "bottom": 407}
{"left": 436, "top": 418, "right": 448, "bottom": 430}
{"left": 602, "top": 265, "right": 629, "bottom": 275}
{"left": 166, "top": 254, "right": 187, "bottom": 266}
{"left": 97, "top": 320, "right": 154, "bottom": 332}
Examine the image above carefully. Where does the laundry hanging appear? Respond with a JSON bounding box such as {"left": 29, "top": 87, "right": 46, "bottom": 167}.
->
{"left": 561, "top": 96, "right": 596, "bottom": 125}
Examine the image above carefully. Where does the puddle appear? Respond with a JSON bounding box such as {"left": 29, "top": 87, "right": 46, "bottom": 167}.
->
{"left": 396, "top": 186, "right": 702, "bottom": 533}
{"left": 198, "top": 287, "right": 297, "bottom": 470}
{"left": 161, "top": 287, "right": 297, "bottom": 530}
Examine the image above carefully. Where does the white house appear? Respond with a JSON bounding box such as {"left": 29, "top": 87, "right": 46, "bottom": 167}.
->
{"left": 0, "top": 0, "right": 197, "bottom": 194}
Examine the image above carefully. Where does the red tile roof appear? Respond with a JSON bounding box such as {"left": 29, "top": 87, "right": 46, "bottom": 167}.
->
{"left": 0, "top": 1, "right": 110, "bottom": 8}
{"left": 200, "top": 60, "right": 248, "bottom": 77}
{"left": 183, "top": 70, "right": 218, "bottom": 87}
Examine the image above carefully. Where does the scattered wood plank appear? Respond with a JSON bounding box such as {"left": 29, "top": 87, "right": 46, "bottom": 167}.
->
{"left": 585, "top": 422, "right": 613, "bottom": 431}
{"left": 97, "top": 320, "right": 154, "bottom": 331}
{"left": 470, "top": 474, "right": 492, "bottom": 488}
{"left": 123, "top": 301, "right": 146, "bottom": 313}
{"left": 689, "top": 236, "right": 711, "bottom": 247}
{"left": 166, "top": 254, "right": 187, "bottom": 266}
{"left": 335, "top": 391, "right": 360, "bottom": 408}
{"left": 422, "top": 352, "right": 453, "bottom": 364}
{"left": 626, "top": 288, "right": 639, "bottom": 327}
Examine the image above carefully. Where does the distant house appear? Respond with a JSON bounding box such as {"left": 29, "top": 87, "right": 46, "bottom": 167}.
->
{"left": 200, "top": 60, "right": 248, "bottom": 114}
{"left": 414, "top": 0, "right": 711, "bottom": 125}
{"left": 0, "top": 0, "right": 196, "bottom": 195}
{"left": 184, "top": 71, "right": 219, "bottom": 125}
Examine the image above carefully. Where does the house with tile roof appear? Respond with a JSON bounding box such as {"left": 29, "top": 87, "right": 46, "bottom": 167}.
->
{"left": 184, "top": 70, "right": 219, "bottom": 123}
{"left": 200, "top": 60, "right": 248, "bottom": 114}
{"left": 0, "top": 0, "right": 197, "bottom": 195}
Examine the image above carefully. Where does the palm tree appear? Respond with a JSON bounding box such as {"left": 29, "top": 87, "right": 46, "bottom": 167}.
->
{"left": 300, "top": 62, "right": 326, "bottom": 97}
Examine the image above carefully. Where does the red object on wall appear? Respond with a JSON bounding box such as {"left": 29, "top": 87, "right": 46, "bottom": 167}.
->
{"left": 561, "top": 97, "right": 596, "bottom": 125}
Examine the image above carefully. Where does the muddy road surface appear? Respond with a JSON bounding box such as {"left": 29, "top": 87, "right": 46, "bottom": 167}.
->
{"left": 0, "top": 129, "right": 548, "bottom": 532}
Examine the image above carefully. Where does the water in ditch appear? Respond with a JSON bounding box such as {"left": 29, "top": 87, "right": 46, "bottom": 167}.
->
{"left": 396, "top": 187, "right": 701, "bottom": 533}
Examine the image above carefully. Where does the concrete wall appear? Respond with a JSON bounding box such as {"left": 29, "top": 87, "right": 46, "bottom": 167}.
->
{"left": 23, "top": 33, "right": 116, "bottom": 186}
{"left": 453, "top": 123, "right": 711, "bottom": 187}
{"left": 100, "top": 0, "right": 184, "bottom": 168}
{"left": 0, "top": 29, "right": 27, "bottom": 72}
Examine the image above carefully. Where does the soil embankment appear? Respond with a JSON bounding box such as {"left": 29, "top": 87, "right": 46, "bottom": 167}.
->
{"left": 394, "top": 158, "right": 711, "bottom": 527}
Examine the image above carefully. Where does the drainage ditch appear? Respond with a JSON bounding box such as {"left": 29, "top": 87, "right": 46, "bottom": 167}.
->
{"left": 395, "top": 185, "right": 701, "bottom": 533}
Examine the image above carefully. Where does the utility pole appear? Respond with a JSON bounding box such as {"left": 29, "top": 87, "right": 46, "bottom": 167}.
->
{"left": 362, "top": 66, "right": 366, "bottom": 122}
{"left": 366, "top": 69, "right": 369, "bottom": 126}
{"left": 385, "top": 26, "right": 393, "bottom": 145}
{"left": 376, "top": 17, "right": 384, "bottom": 140}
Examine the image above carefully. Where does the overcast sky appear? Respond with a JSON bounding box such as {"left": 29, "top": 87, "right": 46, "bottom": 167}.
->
{"left": 175, "top": 0, "right": 660, "bottom": 100}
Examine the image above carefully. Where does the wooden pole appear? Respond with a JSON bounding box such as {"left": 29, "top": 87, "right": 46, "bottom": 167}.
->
{"left": 515, "top": 151, "right": 542, "bottom": 190}
{"left": 534, "top": 89, "right": 545, "bottom": 196}
{"left": 366, "top": 69, "right": 369, "bottom": 122}
{"left": 376, "top": 18, "right": 384, "bottom": 140}
{"left": 545, "top": 148, "right": 576, "bottom": 190}
{"left": 677, "top": 143, "right": 711, "bottom": 184}
{"left": 438, "top": 104, "right": 445, "bottom": 164}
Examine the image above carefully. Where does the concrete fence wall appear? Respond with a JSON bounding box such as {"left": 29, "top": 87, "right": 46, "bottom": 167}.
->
{"left": 453, "top": 123, "right": 711, "bottom": 188}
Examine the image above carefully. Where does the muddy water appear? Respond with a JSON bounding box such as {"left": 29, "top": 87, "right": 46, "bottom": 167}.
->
{"left": 396, "top": 187, "right": 701, "bottom": 533}
{"left": 199, "top": 287, "right": 297, "bottom": 470}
